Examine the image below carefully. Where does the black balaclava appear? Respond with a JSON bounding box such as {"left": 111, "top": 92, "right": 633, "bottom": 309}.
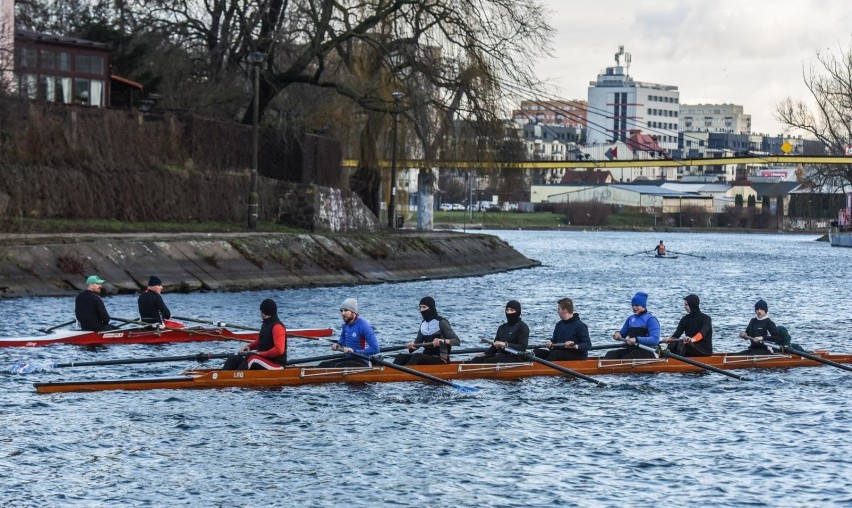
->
{"left": 505, "top": 300, "right": 522, "bottom": 326}
{"left": 419, "top": 296, "right": 438, "bottom": 322}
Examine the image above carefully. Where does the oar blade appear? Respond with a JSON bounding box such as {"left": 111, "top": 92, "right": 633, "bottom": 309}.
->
{"left": 8, "top": 362, "right": 43, "bottom": 374}
{"left": 452, "top": 383, "right": 479, "bottom": 394}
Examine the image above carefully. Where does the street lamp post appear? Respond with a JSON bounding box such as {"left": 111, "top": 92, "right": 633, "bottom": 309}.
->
{"left": 388, "top": 91, "right": 403, "bottom": 229}
{"left": 247, "top": 51, "right": 265, "bottom": 229}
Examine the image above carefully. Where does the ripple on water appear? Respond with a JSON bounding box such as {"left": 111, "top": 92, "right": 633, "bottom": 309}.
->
{"left": 2, "top": 231, "right": 852, "bottom": 506}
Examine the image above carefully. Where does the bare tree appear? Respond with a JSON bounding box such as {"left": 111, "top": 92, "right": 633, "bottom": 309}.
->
{"left": 18, "top": 1, "right": 553, "bottom": 223}
{"left": 776, "top": 45, "right": 852, "bottom": 191}
{"left": 126, "top": 0, "right": 552, "bottom": 220}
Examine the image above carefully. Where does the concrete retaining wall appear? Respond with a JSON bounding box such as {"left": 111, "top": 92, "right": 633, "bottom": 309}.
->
{"left": 0, "top": 232, "right": 540, "bottom": 298}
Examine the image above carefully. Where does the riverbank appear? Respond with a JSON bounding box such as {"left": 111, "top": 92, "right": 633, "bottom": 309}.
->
{"left": 0, "top": 231, "right": 540, "bottom": 298}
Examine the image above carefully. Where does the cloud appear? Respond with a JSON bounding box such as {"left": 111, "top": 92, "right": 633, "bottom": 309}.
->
{"left": 532, "top": 0, "right": 852, "bottom": 134}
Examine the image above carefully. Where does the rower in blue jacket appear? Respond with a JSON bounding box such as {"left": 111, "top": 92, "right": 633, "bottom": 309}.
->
{"left": 605, "top": 291, "right": 660, "bottom": 359}
{"left": 318, "top": 298, "right": 380, "bottom": 367}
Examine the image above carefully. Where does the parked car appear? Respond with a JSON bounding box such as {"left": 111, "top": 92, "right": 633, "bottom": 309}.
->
{"left": 451, "top": 203, "right": 466, "bottom": 211}
{"left": 439, "top": 203, "right": 453, "bottom": 211}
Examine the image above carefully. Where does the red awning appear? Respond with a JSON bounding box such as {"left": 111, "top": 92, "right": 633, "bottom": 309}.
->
{"left": 110, "top": 74, "right": 143, "bottom": 89}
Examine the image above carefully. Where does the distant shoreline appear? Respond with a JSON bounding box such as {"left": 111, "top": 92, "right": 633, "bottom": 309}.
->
{"left": 433, "top": 223, "right": 829, "bottom": 239}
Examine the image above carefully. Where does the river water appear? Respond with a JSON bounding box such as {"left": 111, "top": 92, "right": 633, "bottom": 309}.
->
{"left": 1, "top": 231, "right": 850, "bottom": 507}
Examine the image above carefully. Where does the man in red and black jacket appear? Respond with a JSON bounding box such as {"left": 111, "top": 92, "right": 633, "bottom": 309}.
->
{"left": 223, "top": 299, "right": 287, "bottom": 370}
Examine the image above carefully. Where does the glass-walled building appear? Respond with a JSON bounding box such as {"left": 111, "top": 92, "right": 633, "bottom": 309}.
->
{"left": 14, "top": 28, "right": 110, "bottom": 107}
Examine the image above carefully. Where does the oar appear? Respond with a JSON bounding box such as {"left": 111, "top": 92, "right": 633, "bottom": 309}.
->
{"left": 758, "top": 338, "right": 852, "bottom": 374}
{"left": 636, "top": 343, "right": 749, "bottom": 381}
{"left": 112, "top": 317, "right": 252, "bottom": 341}
{"left": 52, "top": 352, "right": 233, "bottom": 368}
{"left": 482, "top": 339, "right": 606, "bottom": 386}
{"left": 346, "top": 351, "right": 478, "bottom": 393}
{"left": 171, "top": 315, "right": 260, "bottom": 331}
{"left": 668, "top": 250, "right": 706, "bottom": 259}
{"left": 175, "top": 315, "right": 332, "bottom": 337}
{"left": 623, "top": 249, "right": 653, "bottom": 257}
{"left": 286, "top": 346, "right": 411, "bottom": 365}
{"left": 38, "top": 319, "right": 77, "bottom": 334}
{"left": 531, "top": 343, "right": 624, "bottom": 352}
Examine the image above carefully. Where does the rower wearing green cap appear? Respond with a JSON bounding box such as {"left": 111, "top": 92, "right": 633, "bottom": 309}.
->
{"left": 75, "top": 274, "right": 118, "bottom": 332}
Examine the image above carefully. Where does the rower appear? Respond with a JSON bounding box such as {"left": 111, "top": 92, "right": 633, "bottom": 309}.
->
{"left": 223, "top": 299, "right": 287, "bottom": 370}
{"left": 317, "top": 298, "right": 380, "bottom": 367}
{"left": 735, "top": 299, "right": 779, "bottom": 355}
{"left": 533, "top": 297, "right": 591, "bottom": 361}
{"left": 605, "top": 291, "right": 660, "bottom": 359}
{"left": 661, "top": 294, "right": 712, "bottom": 357}
{"left": 654, "top": 240, "right": 666, "bottom": 256}
{"left": 74, "top": 275, "right": 118, "bottom": 332}
{"left": 138, "top": 275, "right": 172, "bottom": 327}
{"left": 394, "top": 296, "right": 461, "bottom": 366}
{"left": 468, "top": 300, "right": 529, "bottom": 363}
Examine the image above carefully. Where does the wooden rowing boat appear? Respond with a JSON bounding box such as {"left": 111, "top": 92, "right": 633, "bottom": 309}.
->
{"left": 33, "top": 350, "right": 852, "bottom": 393}
{"left": 1, "top": 326, "right": 333, "bottom": 348}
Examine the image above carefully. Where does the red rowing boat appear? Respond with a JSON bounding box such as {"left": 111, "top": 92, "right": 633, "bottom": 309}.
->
{"left": 1, "top": 326, "right": 333, "bottom": 348}
{"left": 33, "top": 350, "right": 852, "bottom": 393}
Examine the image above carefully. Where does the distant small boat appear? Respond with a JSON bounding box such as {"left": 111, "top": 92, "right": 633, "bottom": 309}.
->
{"left": 652, "top": 254, "right": 678, "bottom": 259}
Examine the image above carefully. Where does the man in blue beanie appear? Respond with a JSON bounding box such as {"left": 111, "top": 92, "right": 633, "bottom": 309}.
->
{"left": 605, "top": 291, "right": 660, "bottom": 359}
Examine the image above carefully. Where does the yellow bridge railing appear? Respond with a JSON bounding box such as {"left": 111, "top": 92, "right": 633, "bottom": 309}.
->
{"left": 342, "top": 156, "right": 852, "bottom": 170}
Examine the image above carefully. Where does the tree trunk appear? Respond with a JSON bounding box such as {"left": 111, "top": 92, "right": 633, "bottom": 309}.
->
{"left": 416, "top": 167, "right": 436, "bottom": 230}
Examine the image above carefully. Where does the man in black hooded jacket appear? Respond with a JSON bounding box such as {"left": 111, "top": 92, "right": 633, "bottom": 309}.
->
{"left": 661, "top": 294, "right": 712, "bottom": 357}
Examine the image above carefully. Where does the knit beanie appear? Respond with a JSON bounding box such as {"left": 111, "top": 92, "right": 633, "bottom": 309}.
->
{"left": 341, "top": 298, "right": 358, "bottom": 314}
{"left": 148, "top": 275, "right": 162, "bottom": 286}
{"left": 631, "top": 292, "right": 648, "bottom": 308}
{"left": 754, "top": 299, "right": 768, "bottom": 313}
{"left": 260, "top": 298, "right": 277, "bottom": 316}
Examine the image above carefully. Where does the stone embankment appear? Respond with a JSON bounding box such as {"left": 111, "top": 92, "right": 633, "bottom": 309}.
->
{"left": 0, "top": 231, "right": 540, "bottom": 298}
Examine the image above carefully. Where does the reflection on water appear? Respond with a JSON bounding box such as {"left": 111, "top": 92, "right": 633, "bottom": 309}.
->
{"left": 2, "top": 230, "right": 851, "bottom": 506}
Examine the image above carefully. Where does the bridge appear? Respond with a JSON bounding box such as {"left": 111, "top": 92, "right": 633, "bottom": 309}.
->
{"left": 342, "top": 155, "right": 852, "bottom": 169}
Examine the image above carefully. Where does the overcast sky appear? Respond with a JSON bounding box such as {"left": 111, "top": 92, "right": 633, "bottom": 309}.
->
{"left": 531, "top": 0, "right": 852, "bottom": 136}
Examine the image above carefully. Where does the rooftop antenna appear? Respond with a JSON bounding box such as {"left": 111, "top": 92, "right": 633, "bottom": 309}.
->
{"left": 614, "top": 45, "right": 624, "bottom": 66}
{"left": 625, "top": 51, "right": 632, "bottom": 76}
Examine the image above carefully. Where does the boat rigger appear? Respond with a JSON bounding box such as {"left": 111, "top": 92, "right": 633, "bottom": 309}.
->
{"left": 33, "top": 350, "right": 852, "bottom": 393}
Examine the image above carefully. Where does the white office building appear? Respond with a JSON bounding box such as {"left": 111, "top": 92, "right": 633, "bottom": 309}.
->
{"left": 586, "top": 47, "right": 680, "bottom": 153}
{"left": 680, "top": 104, "right": 751, "bottom": 134}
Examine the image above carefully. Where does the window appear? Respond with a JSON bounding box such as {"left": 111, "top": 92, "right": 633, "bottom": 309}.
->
{"left": 40, "top": 50, "right": 56, "bottom": 70}
{"left": 19, "top": 47, "right": 37, "bottom": 68}
{"left": 19, "top": 74, "right": 37, "bottom": 99}
{"left": 75, "top": 78, "right": 107, "bottom": 106}
{"left": 75, "top": 54, "right": 105, "bottom": 75}
{"left": 56, "top": 52, "right": 71, "bottom": 71}
{"left": 36, "top": 76, "right": 72, "bottom": 103}
{"left": 75, "top": 78, "right": 90, "bottom": 104}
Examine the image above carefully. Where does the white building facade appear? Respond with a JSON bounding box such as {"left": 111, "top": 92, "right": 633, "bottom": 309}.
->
{"left": 680, "top": 103, "right": 751, "bottom": 134}
{"left": 586, "top": 48, "right": 680, "bottom": 153}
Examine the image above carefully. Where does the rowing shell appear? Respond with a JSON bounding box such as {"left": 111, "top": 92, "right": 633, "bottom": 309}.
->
{"left": 1, "top": 326, "right": 333, "bottom": 348}
{"left": 33, "top": 350, "right": 852, "bottom": 393}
